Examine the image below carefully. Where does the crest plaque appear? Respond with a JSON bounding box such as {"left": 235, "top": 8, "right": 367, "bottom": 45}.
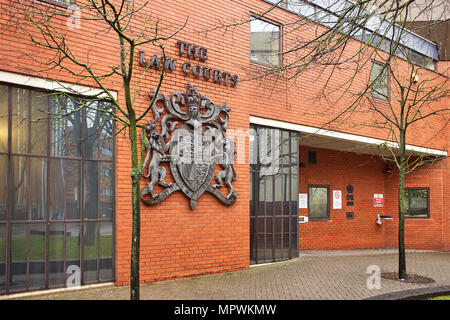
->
{"left": 140, "top": 83, "right": 237, "bottom": 209}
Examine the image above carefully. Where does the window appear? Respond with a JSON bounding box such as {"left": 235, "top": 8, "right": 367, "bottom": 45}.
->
{"left": 308, "top": 185, "right": 329, "bottom": 220}
{"left": 308, "top": 150, "right": 317, "bottom": 164}
{"left": 0, "top": 83, "right": 115, "bottom": 294}
{"left": 250, "top": 17, "right": 281, "bottom": 67}
{"left": 370, "top": 61, "right": 389, "bottom": 100}
{"left": 404, "top": 188, "right": 429, "bottom": 218}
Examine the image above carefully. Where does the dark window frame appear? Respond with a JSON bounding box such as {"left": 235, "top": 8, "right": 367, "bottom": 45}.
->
{"left": 404, "top": 187, "right": 430, "bottom": 218}
{"left": 308, "top": 184, "right": 330, "bottom": 221}
{"left": 249, "top": 14, "right": 283, "bottom": 68}
{"left": 37, "top": 0, "right": 74, "bottom": 8}
{"left": 370, "top": 60, "right": 390, "bottom": 102}
{"left": 0, "top": 81, "right": 116, "bottom": 294}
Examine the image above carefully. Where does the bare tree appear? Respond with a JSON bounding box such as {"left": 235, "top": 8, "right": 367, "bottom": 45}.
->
{"left": 5, "top": 0, "right": 185, "bottom": 299}
{"left": 210, "top": 0, "right": 449, "bottom": 279}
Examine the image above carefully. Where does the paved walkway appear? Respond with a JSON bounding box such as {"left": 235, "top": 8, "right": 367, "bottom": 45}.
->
{"left": 5, "top": 249, "right": 450, "bottom": 300}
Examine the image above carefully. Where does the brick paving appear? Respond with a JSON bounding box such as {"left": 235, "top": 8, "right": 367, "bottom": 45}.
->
{"left": 4, "top": 249, "right": 450, "bottom": 300}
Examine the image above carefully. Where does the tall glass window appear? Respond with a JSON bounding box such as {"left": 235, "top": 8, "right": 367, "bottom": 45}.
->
{"left": 0, "top": 83, "right": 115, "bottom": 294}
{"left": 250, "top": 18, "right": 281, "bottom": 67}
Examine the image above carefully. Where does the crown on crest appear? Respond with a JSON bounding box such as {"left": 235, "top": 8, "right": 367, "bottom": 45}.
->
{"left": 186, "top": 83, "right": 200, "bottom": 106}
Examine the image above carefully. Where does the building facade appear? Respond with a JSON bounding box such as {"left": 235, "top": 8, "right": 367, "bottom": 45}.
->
{"left": 0, "top": 0, "right": 448, "bottom": 295}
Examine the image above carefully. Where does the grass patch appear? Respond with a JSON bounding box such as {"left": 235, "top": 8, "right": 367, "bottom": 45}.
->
{"left": 429, "top": 295, "right": 450, "bottom": 300}
{"left": 0, "top": 234, "right": 112, "bottom": 261}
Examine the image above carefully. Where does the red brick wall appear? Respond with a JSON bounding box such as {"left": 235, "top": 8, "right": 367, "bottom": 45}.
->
{"left": 298, "top": 147, "right": 387, "bottom": 249}
{"left": 298, "top": 147, "right": 449, "bottom": 252}
{"left": 0, "top": 0, "right": 448, "bottom": 287}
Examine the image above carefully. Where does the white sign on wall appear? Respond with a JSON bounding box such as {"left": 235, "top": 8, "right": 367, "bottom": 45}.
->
{"left": 299, "top": 193, "right": 308, "bottom": 209}
{"left": 333, "top": 190, "right": 342, "bottom": 209}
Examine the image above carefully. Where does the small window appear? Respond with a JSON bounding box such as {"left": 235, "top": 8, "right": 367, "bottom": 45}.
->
{"left": 404, "top": 188, "right": 429, "bottom": 218}
{"left": 250, "top": 17, "right": 281, "bottom": 67}
{"left": 308, "top": 150, "right": 317, "bottom": 164}
{"left": 370, "top": 61, "right": 389, "bottom": 100}
{"left": 308, "top": 185, "right": 330, "bottom": 220}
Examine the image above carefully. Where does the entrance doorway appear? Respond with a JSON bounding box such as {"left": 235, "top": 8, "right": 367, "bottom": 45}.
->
{"left": 250, "top": 125, "right": 298, "bottom": 264}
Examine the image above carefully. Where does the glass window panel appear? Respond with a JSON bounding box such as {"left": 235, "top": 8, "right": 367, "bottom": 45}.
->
{"left": 0, "top": 224, "right": 5, "bottom": 293}
{"left": 370, "top": 62, "right": 389, "bottom": 100}
{"left": 0, "top": 85, "right": 8, "bottom": 153}
{"left": 65, "top": 222, "right": 81, "bottom": 279}
{"left": 250, "top": 18, "right": 280, "bottom": 66}
{"left": 84, "top": 102, "right": 99, "bottom": 159}
{"left": 29, "top": 223, "right": 45, "bottom": 289}
{"left": 29, "top": 91, "right": 48, "bottom": 155}
{"left": 274, "top": 174, "right": 283, "bottom": 202}
{"left": 100, "top": 162, "right": 113, "bottom": 220}
{"left": 11, "top": 156, "right": 28, "bottom": 221}
{"left": 11, "top": 224, "right": 27, "bottom": 290}
{"left": 29, "top": 157, "right": 46, "bottom": 221}
{"left": 0, "top": 155, "right": 7, "bottom": 221}
{"left": 99, "top": 103, "right": 113, "bottom": 160}
{"left": 409, "top": 50, "right": 425, "bottom": 66}
{"left": 99, "top": 222, "right": 113, "bottom": 281}
{"left": 65, "top": 222, "right": 81, "bottom": 288}
{"left": 11, "top": 88, "right": 29, "bottom": 154}
{"left": 292, "top": 1, "right": 316, "bottom": 18}
{"left": 405, "top": 188, "right": 428, "bottom": 217}
{"left": 280, "top": 130, "right": 290, "bottom": 174}
{"left": 309, "top": 186, "right": 329, "bottom": 219}
{"left": 290, "top": 173, "right": 298, "bottom": 204}
{"left": 84, "top": 161, "right": 99, "bottom": 220}
{"left": 424, "top": 58, "right": 436, "bottom": 71}
{"left": 49, "top": 159, "right": 81, "bottom": 220}
{"left": 49, "top": 223, "right": 65, "bottom": 287}
{"left": 290, "top": 132, "right": 298, "bottom": 172}
{"left": 260, "top": 175, "right": 273, "bottom": 204}
{"left": 83, "top": 221, "right": 98, "bottom": 283}
{"left": 50, "top": 96, "right": 82, "bottom": 158}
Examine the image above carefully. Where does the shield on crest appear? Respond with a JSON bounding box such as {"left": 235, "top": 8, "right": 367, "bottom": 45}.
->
{"left": 169, "top": 124, "right": 216, "bottom": 209}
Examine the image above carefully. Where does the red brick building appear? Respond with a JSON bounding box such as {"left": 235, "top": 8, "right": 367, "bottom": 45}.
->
{"left": 0, "top": 0, "right": 448, "bottom": 294}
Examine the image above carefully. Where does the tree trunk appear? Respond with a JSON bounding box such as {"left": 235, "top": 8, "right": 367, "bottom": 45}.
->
{"left": 398, "top": 131, "right": 407, "bottom": 280}
{"left": 129, "top": 119, "right": 141, "bottom": 300}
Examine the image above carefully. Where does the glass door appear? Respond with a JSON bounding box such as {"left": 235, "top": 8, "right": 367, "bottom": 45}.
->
{"left": 250, "top": 124, "right": 298, "bottom": 264}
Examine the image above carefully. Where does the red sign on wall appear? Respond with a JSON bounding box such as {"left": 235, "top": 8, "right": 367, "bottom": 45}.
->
{"left": 373, "top": 194, "right": 384, "bottom": 207}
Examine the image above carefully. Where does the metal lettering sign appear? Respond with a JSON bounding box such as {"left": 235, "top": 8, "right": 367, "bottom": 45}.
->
{"left": 139, "top": 40, "right": 239, "bottom": 87}
{"left": 140, "top": 83, "right": 237, "bottom": 209}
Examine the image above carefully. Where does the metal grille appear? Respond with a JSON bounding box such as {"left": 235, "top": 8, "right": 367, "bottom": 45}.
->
{"left": 0, "top": 83, "right": 115, "bottom": 294}
{"left": 250, "top": 124, "right": 298, "bottom": 264}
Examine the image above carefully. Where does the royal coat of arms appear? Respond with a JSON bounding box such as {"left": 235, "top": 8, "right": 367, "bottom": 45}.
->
{"left": 140, "top": 83, "right": 237, "bottom": 209}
